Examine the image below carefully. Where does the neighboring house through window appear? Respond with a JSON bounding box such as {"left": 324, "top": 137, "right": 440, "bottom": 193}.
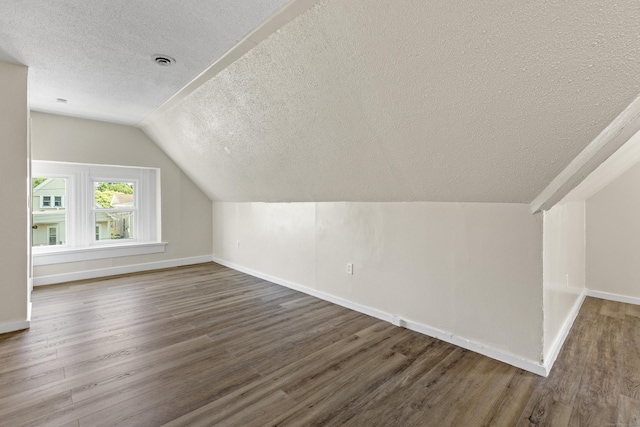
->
{"left": 32, "top": 161, "right": 165, "bottom": 265}
{"left": 32, "top": 177, "right": 67, "bottom": 246}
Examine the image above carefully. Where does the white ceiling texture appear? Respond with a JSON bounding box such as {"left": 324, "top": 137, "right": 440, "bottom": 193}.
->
{"left": 0, "top": 0, "right": 289, "bottom": 124}
{"left": 4, "top": 0, "right": 640, "bottom": 206}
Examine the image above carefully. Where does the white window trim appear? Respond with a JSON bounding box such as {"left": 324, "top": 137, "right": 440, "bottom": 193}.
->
{"left": 33, "top": 242, "right": 167, "bottom": 266}
{"left": 32, "top": 161, "right": 164, "bottom": 265}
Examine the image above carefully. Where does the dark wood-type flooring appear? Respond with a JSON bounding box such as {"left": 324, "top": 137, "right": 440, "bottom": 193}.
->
{"left": 0, "top": 262, "right": 638, "bottom": 426}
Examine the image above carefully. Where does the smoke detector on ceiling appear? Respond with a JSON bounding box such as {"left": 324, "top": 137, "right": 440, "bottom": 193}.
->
{"left": 152, "top": 55, "right": 176, "bottom": 67}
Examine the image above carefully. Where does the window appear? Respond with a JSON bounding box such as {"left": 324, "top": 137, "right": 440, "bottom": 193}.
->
{"left": 94, "top": 181, "right": 135, "bottom": 241}
{"left": 40, "top": 195, "right": 64, "bottom": 208}
{"left": 48, "top": 226, "right": 58, "bottom": 246}
{"left": 32, "top": 161, "right": 164, "bottom": 266}
{"left": 33, "top": 177, "right": 67, "bottom": 246}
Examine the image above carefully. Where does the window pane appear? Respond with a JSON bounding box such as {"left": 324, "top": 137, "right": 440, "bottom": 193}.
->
{"left": 94, "top": 182, "right": 134, "bottom": 209}
{"left": 32, "top": 177, "right": 66, "bottom": 247}
{"left": 96, "top": 211, "right": 134, "bottom": 240}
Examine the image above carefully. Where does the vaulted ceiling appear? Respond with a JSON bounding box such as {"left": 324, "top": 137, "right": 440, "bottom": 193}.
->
{"left": 4, "top": 0, "right": 640, "bottom": 205}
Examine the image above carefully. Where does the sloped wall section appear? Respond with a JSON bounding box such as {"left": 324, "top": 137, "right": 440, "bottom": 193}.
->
{"left": 142, "top": 0, "right": 640, "bottom": 204}
{"left": 587, "top": 160, "right": 640, "bottom": 302}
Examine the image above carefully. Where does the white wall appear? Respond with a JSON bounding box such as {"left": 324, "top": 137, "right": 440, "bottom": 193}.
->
{"left": 31, "top": 112, "right": 213, "bottom": 281}
{"left": 587, "top": 160, "right": 640, "bottom": 301}
{"left": 213, "top": 201, "right": 544, "bottom": 368}
{"left": 542, "top": 201, "right": 586, "bottom": 363}
{"left": 0, "top": 61, "right": 30, "bottom": 333}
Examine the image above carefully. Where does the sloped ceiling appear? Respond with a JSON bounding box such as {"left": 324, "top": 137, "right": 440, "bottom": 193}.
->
{"left": 143, "top": 0, "right": 640, "bottom": 203}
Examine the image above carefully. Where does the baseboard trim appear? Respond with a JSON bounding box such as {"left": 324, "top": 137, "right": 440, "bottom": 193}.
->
{"left": 0, "top": 320, "right": 30, "bottom": 334}
{"left": 211, "top": 255, "right": 547, "bottom": 376}
{"left": 587, "top": 289, "right": 640, "bottom": 305}
{"left": 33, "top": 255, "right": 214, "bottom": 286}
{"left": 543, "top": 289, "right": 587, "bottom": 374}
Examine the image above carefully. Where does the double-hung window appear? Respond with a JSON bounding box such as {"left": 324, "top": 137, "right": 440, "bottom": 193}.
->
{"left": 32, "top": 177, "right": 67, "bottom": 246}
{"left": 32, "top": 161, "right": 164, "bottom": 266}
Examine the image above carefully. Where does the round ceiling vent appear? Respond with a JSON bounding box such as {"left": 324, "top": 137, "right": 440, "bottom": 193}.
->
{"left": 152, "top": 55, "right": 176, "bottom": 66}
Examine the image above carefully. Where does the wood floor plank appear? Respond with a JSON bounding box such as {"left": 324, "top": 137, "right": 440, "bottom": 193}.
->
{"left": 618, "top": 395, "right": 640, "bottom": 426}
{"left": 266, "top": 348, "right": 411, "bottom": 426}
{"left": 626, "top": 303, "right": 640, "bottom": 318}
{"left": 516, "top": 386, "right": 573, "bottom": 427}
{"left": 0, "top": 336, "right": 218, "bottom": 422}
{"left": 76, "top": 359, "right": 260, "bottom": 427}
{"left": 567, "top": 397, "right": 617, "bottom": 427}
{"left": 600, "top": 298, "right": 627, "bottom": 319}
{"left": 309, "top": 337, "right": 453, "bottom": 425}
{"left": 25, "top": 348, "right": 242, "bottom": 426}
{"left": 479, "top": 369, "right": 540, "bottom": 427}
{"left": 1, "top": 265, "right": 637, "bottom": 426}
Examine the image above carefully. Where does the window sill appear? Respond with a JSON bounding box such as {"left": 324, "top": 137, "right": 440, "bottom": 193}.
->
{"left": 33, "top": 242, "right": 167, "bottom": 266}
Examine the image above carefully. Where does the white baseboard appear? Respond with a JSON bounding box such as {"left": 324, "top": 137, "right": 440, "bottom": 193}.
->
{"left": 542, "top": 289, "right": 587, "bottom": 375}
{"left": 33, "top": 255, "right": 214, "bottom": 286}
{"left": 211, "top": 255, "right": 547, "bottom": 376}
{"left": 0, "top": 319, "right": 30, "bottom": 334}
{"left": 587, "top": 289, "right": 640, "bottom": 305}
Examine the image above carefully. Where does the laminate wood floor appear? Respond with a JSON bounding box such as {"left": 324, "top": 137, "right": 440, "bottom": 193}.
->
{"left": 0, "top": 263, "right": 638, "bottom": 426}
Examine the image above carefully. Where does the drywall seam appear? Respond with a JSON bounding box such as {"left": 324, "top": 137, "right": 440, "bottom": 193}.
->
{"left": 33, "top": 255, "right": 213, "bottom": 286}
{"left": 211, "top": 255, "right": 548, "bottom": 377}
{"left": 0, "top": 320, "right": 30, "bottom": 335}
{"left": 531, "top": 95, "right": 640, "bottom": 213}
{"left": 587, "top": 290, "right": 640, "bottom": 306}
{"left": 543, "top": 289, "right": 586, "bottom": 372}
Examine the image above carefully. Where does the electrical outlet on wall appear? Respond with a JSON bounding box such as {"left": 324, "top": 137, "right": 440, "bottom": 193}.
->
{"left": 236, "top": 241, "right": 240, "bottom": 249}
{"left": 346, "top": 263, "right": 353, "bottom": 275}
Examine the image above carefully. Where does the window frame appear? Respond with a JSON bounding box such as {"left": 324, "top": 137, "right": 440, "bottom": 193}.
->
{"left": 92, "top": 178, "right": 138, "bottom": 244}
{"left": 32, "top": 161, "right": 165, "bottom": 266}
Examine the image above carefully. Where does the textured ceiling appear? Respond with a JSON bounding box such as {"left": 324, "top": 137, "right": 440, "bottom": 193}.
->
{"left": 0, "top": 0, "right": 288, "bottom": 124}
{"left": 5, "top": 0, "right": 640, "bottom": 204}
{"left": 143, "top": 0, "right": 640, "bottom": 202}
{"left": 142, "top": 0, "right": 640, "bottom": 203}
